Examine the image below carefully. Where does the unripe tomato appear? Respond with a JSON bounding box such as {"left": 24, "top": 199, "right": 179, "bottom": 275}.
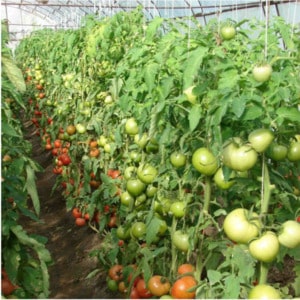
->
{"left": 170, "top": 152, "right": 187, "bottom": 168}
{"left": 277, "top": 220, "right": 300, "bottom": 248}
{"left": 252, "top": 64, "right": 272, "bottom": 82}
{"left": 137, "top": 164, "right": 158, "bottom": 184}
{"left": 248, "top": 284, "right": 281, "bottom": 299}
{"left": 223, "top": 208, "right": 261, "bottom": 244}
{"left": 170, "top": 201, "right": 186, "bottom": 218}
{"left": 287, "top": 141, "right": 300, "bottom": 162}
{"left": 126, "top": 179, "right": 146, "bottom": 197}
{"left": 220, "top": 25, "right": 236, "bottom": 40}
{"left": 120, "top": 191, "right": 134, "bottom": 207}
{"left": 134, "top": 132, "right": 149, "bottom": 149}
{"left": 172, "top": 230, "right": 190, "bottom": 252}
{"left": 213, "top": 167, "right": 235, "bottom": 190}
{"left": 192, "top": 147, "right": 218, "bottom": 176}
{"left": 125, "top": 118, "right": 139, "bottom": 135}
{"left": 249, "top": 231, "right": 279, "bottom": 262}
{"left": 248, "top": 128, "right": 274, "bottom": 153}
{"left": 267, "top": 142, "right": 288, "bottom": 161}
{"left": 131, "top": 221, "right": 146, "bottom": 239}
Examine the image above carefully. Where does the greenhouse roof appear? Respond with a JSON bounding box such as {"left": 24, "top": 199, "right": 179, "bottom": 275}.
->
{"left": 1, "top": 0, "right": 300, "bottom": 46}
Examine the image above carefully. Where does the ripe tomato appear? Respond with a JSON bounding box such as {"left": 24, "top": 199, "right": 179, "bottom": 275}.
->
{"left": 249, "top": 231, "right": 279, "bottom": 263}
{"left": 287, "top": 141, "right": 300, "bottom": 162}
{"left": 136, "top": 278, "right": 153, "bottom": 298}
{"left": 89, "top": 148, "right": 100, "bottom": 158}
{"left": 267, "top": 142, "right": 288, "bottom": 161}
{"left": 126, "top": 179, "right": 146, "bottom": 197}
{"left": 148, "top": 275, "right": 171, "bottom": 297}
{"left": 248, "top": 284, "right": 280, "bottom": 299}
{"left": 192, "top": 147, "right": 218, "bottom": 176}
{"left": 252, "top": 64, "right": 272, "bottom": 82}
{"left": 125, "top": 118, "right": 139, "bottom": 135}
{"left": 248, "top": 128, "right": 274, "bottom": 153}
{"left": 172, "top": 230, "right": 190, "bottom": 252}
{"left": 54, "top": 139, "right": 62, "bottom": 148}
{"left": 171, "top": 276, "right": 197, "bottom": 299}
{"left": 177, "top": 264, "right": 195, "bottom": 275}
{"left": 75, "top": 217, "right": 86, "bottom": 226}
{"left": 170, "top": 152, "right": 187, "bottom": 168}
{"left": 129, "top": 287, "right": 140, "bottom": 299}
{"left": 89, "top": 140, "right": 98, "bottom": 149}
{"left": 170, "top": 201, "right": 186, "bottom": 218}
{"left": 223, "top": 208, "right": 261, "bottom": 244}
{"left": 277, "top": 220, "right": 300, "bottom": 248}
{"left": 72, "top": 207, "right": 82, "bottom": 219}
{"left": 108, "top": 213, "right": 118, "bottom": 228}
{"left": 108, "top": 264, "right": 123, "bottom": 281}
{"left": 131, "top": 222, "right": 146, "bottom": 239}
{"left": 220, "top": 25, "right": 236, "bottom": 40}
{"left": 183, "top": 85, "right": 197, "bottom": 104}
{"left": 137, "top": 164, "right": 158, "bottom": 184}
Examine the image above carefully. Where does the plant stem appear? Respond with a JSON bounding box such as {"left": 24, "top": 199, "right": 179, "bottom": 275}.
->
{"left": 170, "top": 216, "right": 178, "bottom": 279}
{"left": 259, "top": 262, "right": 269, "bottom": 284}
{"left": 203, "top": 176, "right": 212, "bottom": 214}
{"left": 261, "top": 154, "right": 272, "bottom": 216}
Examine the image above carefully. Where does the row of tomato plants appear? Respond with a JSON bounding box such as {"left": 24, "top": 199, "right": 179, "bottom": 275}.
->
{"left": 1, "top": 22, "right": 52, "bottom": 298}
{"left": 15, "top": 8, "right": 300, "bottom": 299}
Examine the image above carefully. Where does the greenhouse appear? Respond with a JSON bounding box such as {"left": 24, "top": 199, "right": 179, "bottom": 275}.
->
{"left": 1, "top": 0, "right": 300, "bottom": 299}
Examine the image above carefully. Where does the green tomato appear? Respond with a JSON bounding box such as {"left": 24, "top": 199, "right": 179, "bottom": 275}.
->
{"left": 120, "top": 191, "right": 134, "bottom": 207}
{"left": 107, "top": 279, "right": 119, "bottom": 292}
{"left": 170, "top": 201, "right": 186, "bottom": 218}
{"left": 248, "top": 128, "right": 274, "bottom": 153}
{"left": 252, "top": 64, "right": 272, "bottom": 83}
{"left": 183, "top": 85, "right": 197, "bottom": 104}
{"left": 126, "top": 179, "right": 146, "bottom": 197}
{"left": 192, "top": 147, "right": 218, "bottom": 176}
{"left": 124, "top": 166, "right": 136, "bottom": 180}
{"left": 137, "top": 164, "right": 158, "bottom": 184}
{"left": 130, "top": 151, "right": 142, "bottom": 163}
{"left": 172, "top": 230, "right": 190, "bottom": 252}
{"left": 213, "top": 167, "right": 235, "bottom": 190}
{"left": 97, "top": 135, "right": 107, "bottom": 147}
{"left": 248, "top": 284, "right": 281, "bottom": 299}
{"left": 170, "top": 152, "right": 187, "bottom": 168}
{"left": 75, "top": 123, "right": 86, "bottom": 134}
{"left": 267, "top": 142, "right": 288, "bottom": 161}
{"left": 222, "top": 138, "right": 258, "bottom": 172}
{"left": 155, "top": 198, "right": 171, "bottom": 215}
{"left": 104, "top": 143, "right": 111, "bottom": 153}
{"left": 277, "top": 220, "right": 300, "bottom": 248}
{"left": 125, "top": 117, "right": 139, "bottom": 135}
{"left": 287, "top": 141, "right": 300, "bottom": 162}
{"left": 134, "top": 132, "right": 149, "bottom": 149}
{"left": 135, "top": 193, "right": 147, "bottom": 206}
{"left": 146, "top": 184, "right": 158, "bottom": 198}
{"left": 223, "top": 208, "right": 261, "bottom": 244}
{"left": 220, "top": 25, "right": 236, "bottom": 40}
{"left": 131, "top": 221, "right": 146, "bottom": 239}
{"left": 249, "top": 231, "right": 279, "bottom": 263}
{"left": 116, "top": 226, "right": 130, "bottom": 240}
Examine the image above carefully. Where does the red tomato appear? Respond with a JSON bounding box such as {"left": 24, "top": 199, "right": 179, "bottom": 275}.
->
{"left": 75, "top": 217, "right": 86, "bottom": 227}
{"left": 177, "top": 264, "right": 195, "bottom": 275}
{"left": 72, "top": 207, "right": 82, "bottom": 219}
{"left": 136, "top": 278, "right": 153, "bottom": 298}
{"left": 171, "top": 276, "right": 197, "bottom": 299}
{"left": 108, "top": 264, "right": 123, "bottom": 281}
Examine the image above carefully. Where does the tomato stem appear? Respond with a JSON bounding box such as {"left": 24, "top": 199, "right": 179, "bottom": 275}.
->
{"left": 170, "top": 216, "right": 178, "bottom": 279}
{"left": 261, "top": 154, "right": 272, "bottom": 216}
{"left": 258, "top": 262, "right": 269, "bottom": 285}
{"left": 203, "top": 176, "right": 212, "bottom": 213}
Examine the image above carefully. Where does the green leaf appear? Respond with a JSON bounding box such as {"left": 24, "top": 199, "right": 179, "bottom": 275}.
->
{"left": 183, "top": 47, "right": 208, "bottom": 89}
{"left": 231, "top": 96, "right": 246, "bottom": 118}
{"left": 241, "top": 105, "right": 263, "bottom": 121}
{"left": 145, "top": 217, "right": 161, "bottom": 245}
{"left": 207, "top": 269, "right": 222, "bottom": 285}
{"left": 218, "top": 69, "right": 239, "bottom": 91}
{"left": 188, "top": 105, "right": 202, "bottom": 132}
{"left": 2, "top": 56, "right": 26, "bottom": 92}
{"left": 25, "top": 165, "right": 40, "bottom": 216}
{"left": 223, "top": 274, "right": 240, "bottom": 299}
{"left": 145, "top": 17, "right": 164, "bottom": 41}
{"left": 276, "top": 107, "right": 300, "bottom": 124}
{"left": 144, "top": 62, "right": 159, "bottom": 92}
{"left": 1, "top": 122, "right": 20, "bottom": 137}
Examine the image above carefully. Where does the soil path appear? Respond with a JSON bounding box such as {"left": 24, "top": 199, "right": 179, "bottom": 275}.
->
{"left": 21, "top": 122, "right": 116, "bottom": 299}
